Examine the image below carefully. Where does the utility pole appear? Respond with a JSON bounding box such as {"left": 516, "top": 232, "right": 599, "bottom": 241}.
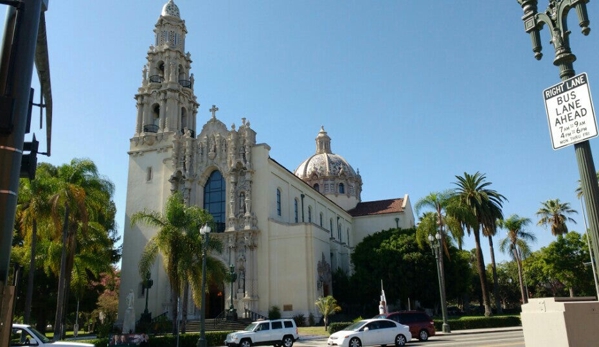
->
{"left": 0, "top": 1, "right": 49, "bottom": 345}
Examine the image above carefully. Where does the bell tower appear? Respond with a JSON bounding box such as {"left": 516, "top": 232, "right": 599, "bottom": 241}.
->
{"left": 133, "top": 0, "right": 198, "bottom": 144}
{"left": 119, "top": 0, "right": 199, "bottom": 324}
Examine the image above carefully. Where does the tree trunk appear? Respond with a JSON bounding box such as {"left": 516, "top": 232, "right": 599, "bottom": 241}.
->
{"left": 181, "top": 284, "right": 189, "bottom": 333}
{"left": 53, "top": 207, "right": 69, "bottom": 340}
{"left": 172, "top": 290, "right": 179, "bottom": 335}
{"left": 514, "top": 249, "right": 527, "bottom": 304}
{"left": 473, "top": 229, "right": 492, "bottom": 316}
{"left": 487, "top": 236, "right": 502, "bottom": 314}
{"left": 24, "top": 219, "right": 37, "bottom": 324}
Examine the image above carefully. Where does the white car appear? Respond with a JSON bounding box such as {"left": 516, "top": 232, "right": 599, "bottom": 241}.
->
{"left": 10, "top": 324, "right": 93, "bottom": 347}
{"left": 327, "top": 319, "right": 412, "bottom": 347}
{"left": 225, "top": 319, "right": 299, "bottom": 347}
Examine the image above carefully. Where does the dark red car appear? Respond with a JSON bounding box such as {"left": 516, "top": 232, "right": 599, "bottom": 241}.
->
{"left": 373, "top": 311, "right": 436, "bottom": 341}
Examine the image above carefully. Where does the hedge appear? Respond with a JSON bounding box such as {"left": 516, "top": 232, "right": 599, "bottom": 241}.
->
{"left": 433, "top": 315, "right": 521, "bottom": 331}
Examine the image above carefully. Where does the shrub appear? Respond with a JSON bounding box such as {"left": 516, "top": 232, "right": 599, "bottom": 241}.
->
{"left": 268, "top": 306, "right": 281, "bottom": 320}
{"left": 292, "top": 314, "right": 306, "bottom": 327}
{"left": 433, "top": 315, "right": 521, "bottom": 331}
{"left": 328, "top": 322, "right": 352, "bottom": 334}
{"left": 308, "top": 313, "right": 316, "bottom": 326}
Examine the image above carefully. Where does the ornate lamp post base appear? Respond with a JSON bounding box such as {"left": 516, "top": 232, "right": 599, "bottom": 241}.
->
{"left": 227, "top": 308, "right": 238, "bottom": 321}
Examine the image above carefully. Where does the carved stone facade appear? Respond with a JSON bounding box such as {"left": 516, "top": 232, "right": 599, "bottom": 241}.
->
{"left": 118, "top": 0, "right": 415, "bottom": 324}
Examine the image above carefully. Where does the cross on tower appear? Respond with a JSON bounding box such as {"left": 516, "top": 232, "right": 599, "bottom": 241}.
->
{"left": 209, "top": 105, "right": 219, "bottom": 119}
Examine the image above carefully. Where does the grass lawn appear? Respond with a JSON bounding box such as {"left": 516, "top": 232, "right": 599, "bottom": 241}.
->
{"left": 298, "top": 326, "right": 330, "bottom": 336}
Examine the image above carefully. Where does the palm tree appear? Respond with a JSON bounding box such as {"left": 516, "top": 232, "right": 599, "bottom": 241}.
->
{"left": 536, "top": 199, "right": 577, "bottom": 236}
{"left": 133, "top": 192, "right": 227, "bottom": 334}
{"left": 16, "top": 164, "right": 54, "bottom": 324}
{"left": 415, "top": 191, "right": 464, "bottom": 254}
{"left": 498, "top": 215, "right": 536, "bottom": 305}
{"left": 452, "top": 172, "right": 505, "bottom": 317}
{"left": 47, "top": 158, "right": 116, "bottom": 339}
{"left": 575, "top": 171, "right": 599, "bottom": 198}
{"left": 315, "top": 296, "right": 341, "bottom": 331}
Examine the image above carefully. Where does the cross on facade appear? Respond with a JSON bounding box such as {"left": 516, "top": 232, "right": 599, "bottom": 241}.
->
{"left": 210, "top": 105, "right": 219, "bottom": 119}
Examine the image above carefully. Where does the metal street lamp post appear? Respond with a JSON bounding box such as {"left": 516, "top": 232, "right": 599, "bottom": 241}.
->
{"left": 516, "top": 0, "right": 599, "bottom": 282}
{"left": 227, "top": 264, "right": 238, "bottom": 321}
{"left": 428, "top": 233, "right": 450, "bottom": 333}
{"left": 141, "top": 271, "right": 153, "bottom": 324}
{"left": 197, "top": 224, "right": 211, "bottom": 347}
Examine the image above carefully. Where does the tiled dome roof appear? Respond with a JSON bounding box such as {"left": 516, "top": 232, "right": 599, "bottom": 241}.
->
{"left": 294, "top": 127, "right": 358, "bottom": 180}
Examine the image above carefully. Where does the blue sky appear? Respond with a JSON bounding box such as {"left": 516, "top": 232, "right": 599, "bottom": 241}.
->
{"left": 5, "top": 0, "right": 599, "bottom": 265}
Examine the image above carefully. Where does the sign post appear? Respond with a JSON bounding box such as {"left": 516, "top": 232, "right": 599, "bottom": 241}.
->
{"left": 544, "top": 72, "right": 598, "bottom": 150}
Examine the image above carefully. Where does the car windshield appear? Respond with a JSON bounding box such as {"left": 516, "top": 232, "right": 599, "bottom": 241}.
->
{"left": 343, "top": 321, "right": 368, "bottom": 331}
{"left": 26, "top": 326, "right": 51, "bottom": 343}
{"left": 244, "top": 323, "right": 258, "bottom": 332}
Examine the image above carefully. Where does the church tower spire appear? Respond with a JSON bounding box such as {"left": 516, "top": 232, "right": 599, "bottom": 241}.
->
{"left": 132, "top": 0, "right": 198, "bottom": 144}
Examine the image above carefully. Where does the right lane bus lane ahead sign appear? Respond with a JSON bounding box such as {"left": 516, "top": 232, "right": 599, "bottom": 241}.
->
{"left": 543, "top": 72, "right": 598, "bottom": 150}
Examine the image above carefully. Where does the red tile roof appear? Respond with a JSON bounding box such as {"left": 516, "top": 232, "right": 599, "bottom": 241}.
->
{"left": 347, "top": 198, "right": 404, "bottom": 217}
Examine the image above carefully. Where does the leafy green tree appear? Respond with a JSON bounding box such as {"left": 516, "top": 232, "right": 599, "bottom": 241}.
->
{"left": 46, "top": 159, "right": 117, "bottom": 338}
{"left": 493, "top": 262, "right": 521, "bottom": 311}
{"left": 133, "top": 192, "right": 227, "bottom": 334}
{"left": 536, "top": 199, "right": 577, "bottom": 236}
{"left": 452, "top": 172, "right": 505, "bottom": 317}
{"left": 16, "top": 163, "right": 54, "bottom": 324}
{"left": 315, "top": 296, "right": 341, "bottom": 330}
{"left": 523, "top": 232, "right": 595, "bottom": 298}
{"left": 350, "top": 228, "right": 471, "bottom": 315}
{"left": 12, "top": 160, "right": 118, "bottom": 336}
{"left": 498, "top": 215, "right": 536, "bottom": 304}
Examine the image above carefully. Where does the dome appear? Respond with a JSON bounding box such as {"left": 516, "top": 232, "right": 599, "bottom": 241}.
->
{"left": 294, "top": 127, "right": 358, "bottom": 180}
{"left": 294, "top": 127, "right": 362, "bottom": 210}
{"left": 161, "top": 0, "right": 180, "bottom": 18}
{"left": 295, "top": 152, "right": 357, "bottom": 179}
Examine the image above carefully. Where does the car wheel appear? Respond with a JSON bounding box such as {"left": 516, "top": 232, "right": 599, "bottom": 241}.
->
{"left": 394, "top": 334, "right": 407, "bottom": 346}
{"left": 282, "top": 336, "right": 294, "bottom": 347}
{"left": 418, "top": 329, "right": 429, "bottom": 341}
{"left": 349, "top": 337, "right": 362, "bottom": 347}
{"left": 240, "top": 339, "right": 252, "bottom": 347}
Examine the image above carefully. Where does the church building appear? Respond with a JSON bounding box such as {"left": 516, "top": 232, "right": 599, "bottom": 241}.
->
{"left": 118, "top": 0, "right": 415, "bottom": 324}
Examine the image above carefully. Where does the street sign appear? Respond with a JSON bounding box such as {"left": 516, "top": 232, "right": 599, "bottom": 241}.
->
{"left": 543, "top": 72, "right": 598, "bottom": 150}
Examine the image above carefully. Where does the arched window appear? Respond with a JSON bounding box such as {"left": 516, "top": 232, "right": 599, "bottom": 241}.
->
{"left": 294, "top": 198, "right": 299, "bottom": 223}
{"left": 339, "top": 183, "right": 345, "bottom": 194}
{"left": 313, "top": 183, "right": 319, "bottom": 192}
{"left": 338, "top": 223, "right": 342, "bottom": 241}
{"left": 320, "top": 213, "right": 323, "bottom": 227}
{"left": 308, "top": 206, "right": 312, "bottom": 223}
{"left": 276, "top": 189, "right": 282, "bottom": 216}
{"left": 203, "top": 170, "right": 226, "bottom": 233}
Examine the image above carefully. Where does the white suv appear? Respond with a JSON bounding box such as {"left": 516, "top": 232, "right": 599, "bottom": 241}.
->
{"left": 10, "top": 324, "right": 93, "bottom": 347}
{"left": 225, "top": 319, "right": 299, "bottom": 347}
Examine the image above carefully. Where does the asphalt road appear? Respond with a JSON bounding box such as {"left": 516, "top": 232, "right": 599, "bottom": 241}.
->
{"left": 296, "top": 330, "right": 524, "bottom": 347}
